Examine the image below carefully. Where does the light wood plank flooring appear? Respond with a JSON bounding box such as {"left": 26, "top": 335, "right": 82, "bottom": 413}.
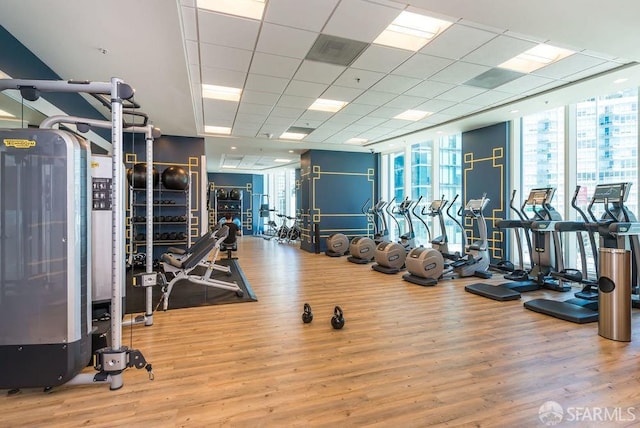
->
{"left": 2, "top": 237, "right": 640, "bottom": 427}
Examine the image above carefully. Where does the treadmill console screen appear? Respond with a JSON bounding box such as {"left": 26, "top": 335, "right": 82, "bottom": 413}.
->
{"left": 591, "top": 182, "right": 630, "bottom": 203}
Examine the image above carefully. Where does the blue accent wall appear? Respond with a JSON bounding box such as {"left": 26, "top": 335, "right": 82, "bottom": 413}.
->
{"left": 461, "top": 122, "right": 510, "bottom": 263}
{"left": 124, "top": 134, "right": 205, "bottom": 259}
{"left": 299, "top": 150, "right": 378, "bottom": 253}
{"left": 0, "top": 25, "right": 110, "bottom": 141}
{"left": 208, "top": 173, "right": 264, "bottom": 234}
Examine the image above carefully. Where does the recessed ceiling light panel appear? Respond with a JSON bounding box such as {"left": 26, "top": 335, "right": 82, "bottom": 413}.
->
{"left": 202, "top": 84, "right": 242, "bottom": 101}
{"left": 394, "top": 109, "right": 431, "bottom": 121}
{"left": 345, "top": 138, "right": 368, "bottom": 145}
{"left": 197, "top": 0, "right": 265, "bottom": 20}
{"left": 374, "top": 11, "right": 452, "bottom": 51}
{"left": 308, "top": 98, "right": 348, "bottom": 113}
{"left": 499, "top": 43, "right": 574, "bottom": 73}
{"left": 204, "top": 125, "right": 232, "bottom": 135}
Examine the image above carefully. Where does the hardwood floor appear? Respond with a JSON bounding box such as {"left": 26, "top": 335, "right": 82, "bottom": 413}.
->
{"left": 3, "top": 237, "right": 640, "bottom": 427}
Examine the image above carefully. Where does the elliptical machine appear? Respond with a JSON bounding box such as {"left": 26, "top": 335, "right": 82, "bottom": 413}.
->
{"left": 449, "top": 195, "right": 493, "bottom": 279}
{"left": 347, "top": 199, "right": 377, "bottom": 264}
{"left": 403, "top": 196, "right": 445, "bottom": 286}
{"left": 371, "top": 197, "right": 407, "bottom": 274}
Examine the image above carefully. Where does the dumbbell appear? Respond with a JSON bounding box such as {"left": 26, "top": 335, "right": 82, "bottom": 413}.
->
{"left": 177, "top": 232, "right": 187, "bottom": 240}
{"left": 168, "top": 232, "right": 177, "bottom": 240}
{"left": 160, "top": 233, "right": 169, "bottom": 240}
{"left": 135, "top": 233, "right": 145, "bottom": 242}
{"left": 158, "top": 215, "right": 166, "bottom": 222}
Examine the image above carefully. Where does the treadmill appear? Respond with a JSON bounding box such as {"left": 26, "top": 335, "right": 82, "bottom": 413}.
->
{"left": 524, "top": 182, "right": 635, "bottom": 323}
{"left": 465, "top": 187, "right": 562, "bottom": 301}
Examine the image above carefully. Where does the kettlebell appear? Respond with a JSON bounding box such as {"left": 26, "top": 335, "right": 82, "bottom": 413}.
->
{"left": 301, "top": 303, "right": 313, "bottom": 324}
{"left": 331, "top": 306, "right": 345, "bottom": 330}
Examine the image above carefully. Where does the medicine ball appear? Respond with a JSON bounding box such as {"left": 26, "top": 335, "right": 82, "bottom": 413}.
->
{"left": 126, "top": 163, "right": 159, "bottom": 188}
{"left": 216, "top": 188, "right": 227, "bottom": 199}
{"left": 228, "top": 189, "right": 241, "bottom": 200}
{"left": 161, "top": 166, "right": 189, "bottom": 191}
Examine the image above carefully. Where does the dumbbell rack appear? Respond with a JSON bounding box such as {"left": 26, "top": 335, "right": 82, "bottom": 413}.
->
{"left": 128, "top": 185, "right": 191, "bottom": 258}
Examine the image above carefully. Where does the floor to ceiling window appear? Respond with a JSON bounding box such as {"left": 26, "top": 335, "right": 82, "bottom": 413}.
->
{"left": 410, "top": 142, "right": 432, "bottom": 246}
{"left": 521, "top": 106, "right": 566, "bottom": 215}
{"left": 575, "top": 87, "right": 639, "bottom": 273}
{"left": 439, "top": 134, "right": 463, "bottom": 252}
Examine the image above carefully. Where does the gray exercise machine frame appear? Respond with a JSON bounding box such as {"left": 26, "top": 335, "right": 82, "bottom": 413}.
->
{"left": 40, "top": 115, "right": 162, "bottom": 328}
{"left": 0, "top": 78, "right": 151, "bottom": 390}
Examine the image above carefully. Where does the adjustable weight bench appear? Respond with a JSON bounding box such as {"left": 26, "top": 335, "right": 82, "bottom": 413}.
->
{"left": 159, "top": 225, "right": 243, "bottom": 310}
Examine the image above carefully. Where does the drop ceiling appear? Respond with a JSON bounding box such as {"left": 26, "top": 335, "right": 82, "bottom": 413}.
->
{"left": 0, "top": 0, "right": 639, "bottom": 172}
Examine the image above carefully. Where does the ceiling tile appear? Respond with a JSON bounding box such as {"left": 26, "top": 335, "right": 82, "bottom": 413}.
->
{"left": 462, "top": 35, "right": 537, "bottom": 67}
{"left": 188, "top": 64, "right": 201, "bottom": 84}
{"left": 465, "top": 90, "right": 514, "bottom": 106}
{"left": 236, "top": 112, "right": 266, "bottom": 125}
{"left": 354, "top": 116, "right": 387, "bottom": 127}
{"left": 435, "top": 85, "right": 487, "bottom": 103}
{"left": 333, "top": 68, "right": 385, "bottom": 89}
{"left": 369, "top": 106, "right": 406, "bottom": 119}
{"left": 497, "top": 74, "right": 555, "bottom": 94}
{"left": 264, "top": 0, "right": 339, "bottom": 32}
{"left": 186, "top": 40, "right": 199, "bottom": 66}
{"left": 203, "top": 100, "right": 236, "bottom": 123}
{"left": 238, "top": 102, "right": 273, "bottom": 115}
{"left": 200, "top": 43, "right": 252, "bottom": 72}
{"left": 323, "top": 0, "right": 399, "bottom": 43}
{"left": 292, "top": 119, "right": 325, "bottom": 128}
{"left": 384, "top": 95, "right": 430, "bottom": 109}
{"left": 351, "top": 45, "right": 414, "bottom": 73}
{"left": 200, "top": 67, "right": 246, "bottom": 87}
{"left": 352, "top": 90, "right": 398, "bottom": 106}
{"left": 440, "top": 103, "right": 481, "bottom": 116}
{"left": 244, "top": 73, "right": 289, "bottom": 94}
{"left": 298, "top": 110, "right": 334, "bottom": 121}
{"left": 264, "top": 116, "right": 296, "bottom": 126}
{"left": 284, "top": 80, "right": 328, "bottom": 98}
{"left": 232, "top": 127, "right": 260, "bottom": 137}
{"left": 381, "top": 118, "right": 416, "bottom": 129}
{"left": 293, "top": 60, "right": 346, "bottom": 84}
{"left": 421, "top": 24, "right": 498, "bottom": 60}
{"left": 181, "top": 5, "right": 197, "bottom": 41}
{"left": 256, "top": 23, "right": 318, "bottom": 59}
{"left": 241, "top": 90, "right": 281, "bottom": 106}
{"left": 320, "top": 85, "right": 364, "bottom": 102}
{"left": 415, "top": 99, "right": 456, "bottom": 113}
{"left": 392, "top": 53, "right": 453, "bottom": 79}
{"left": 277, "top": 94, "right": 315, "bottom": 109}
{"left": 340, "top": 103, "right": 378, "bottom": 115}
{"left": 271, "top": 106, "right": 306, "bottom": 119}
{"left": 533, "top": 54, "right": 607, "bottom": 80}
{"left": 326, "top": 130, "right": 359, "bottom": 143}
{"left": 343, "top": 123, "right": 373, "bottom": 134}
{"left": 250, "top": 52, "right": 302, "bottom": 79}
{"left": 429, "top": 61, "right": 491, "bottom": 85}
{"left": 198, "top": 10, "right": 260, "bottom": 50}
{"left": 563, "top": 61, "right": 624, "bottom": 81}
{"left": 408, "top": 80, "right": 454, "bottom": 98}
{"left": 370, "top": 75, "right": 421, "bottom": 94}
{"left": 325, "top": 111, "right": 361, "bottom": 125}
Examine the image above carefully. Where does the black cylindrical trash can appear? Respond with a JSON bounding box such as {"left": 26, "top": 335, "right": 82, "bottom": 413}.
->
{"left": 598, "top": 248, "right": 631, "bottom": 342}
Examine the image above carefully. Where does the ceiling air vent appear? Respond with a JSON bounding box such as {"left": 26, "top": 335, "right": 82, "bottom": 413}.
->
{"left": 305, "top": 34, "right": 369, "bottom": 67}
{"left": 465, "top": 68, "right": 525, "bottom": 89}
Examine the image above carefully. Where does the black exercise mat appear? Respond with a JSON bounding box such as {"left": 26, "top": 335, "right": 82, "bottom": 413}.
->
{"left": 125, "top": 258, "right": 257, "bottom": 313}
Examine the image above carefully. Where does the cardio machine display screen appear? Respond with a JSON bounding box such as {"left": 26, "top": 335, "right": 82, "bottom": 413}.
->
{"left": 526, "top": 188, "right": 554, "bottom": 205}
{"left": 591, "top": 183, "right": 628, "bottom": 203}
